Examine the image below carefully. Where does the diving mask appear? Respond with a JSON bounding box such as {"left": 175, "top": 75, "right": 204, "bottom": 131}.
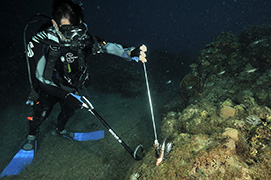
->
{"left": 58, "top": 23, "right": 88, "bottom": 42}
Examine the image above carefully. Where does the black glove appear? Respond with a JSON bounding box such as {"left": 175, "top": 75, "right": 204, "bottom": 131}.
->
{"left": 65, "top": 93, "right": 84, "bottom": 110}
{"left": 25, "top": 89, "right": 39, "bottom": 106}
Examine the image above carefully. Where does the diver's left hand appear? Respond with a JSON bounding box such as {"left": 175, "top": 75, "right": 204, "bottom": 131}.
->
{"left": 131, "top": 44, "right": 147, "bottom": 63}
{"left": 139, "top": 44, "right": 147, "bottom": 63}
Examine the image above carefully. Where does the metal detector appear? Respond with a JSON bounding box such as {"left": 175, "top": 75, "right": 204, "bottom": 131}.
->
{"left": 82, "top": 96, "right": 144, "bottom": 160}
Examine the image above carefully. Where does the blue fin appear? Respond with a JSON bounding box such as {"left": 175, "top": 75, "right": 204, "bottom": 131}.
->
{"left": 0, "top": 140, "right": 37, "bottom": 177}
{"left": 0, "top": 130, "right": 104, "bottom": 177}
{"left": 73, "top": 130, "right": 105, "bottom": 141}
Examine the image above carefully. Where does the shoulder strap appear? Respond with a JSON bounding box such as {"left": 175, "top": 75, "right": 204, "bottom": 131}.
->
{"left": 90, "top": 33, "right": 102, "bottom": 55}
{"left": 78, "top": 49, "right": 86, "bottom": 69}
{"left": 43, "top": 47, "right": 59, "bottom": 81}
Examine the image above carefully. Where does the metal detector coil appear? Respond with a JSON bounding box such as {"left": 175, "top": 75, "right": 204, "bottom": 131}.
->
{"left": 82, "top": 96, "right": 144, "bottom": 160}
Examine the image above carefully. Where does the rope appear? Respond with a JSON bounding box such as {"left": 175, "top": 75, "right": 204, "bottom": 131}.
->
{"left": 143, "top": 63, "right": 158, "bottom": 143}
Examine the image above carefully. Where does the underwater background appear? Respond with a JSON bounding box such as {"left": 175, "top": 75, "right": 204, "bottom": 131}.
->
{"left": 1, "top": 0, "right": 271, "bottom": 179}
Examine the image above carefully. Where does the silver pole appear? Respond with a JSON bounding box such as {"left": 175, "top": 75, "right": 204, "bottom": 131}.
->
{"left": 143, "top": 63, "right": 158, "bottom": 143}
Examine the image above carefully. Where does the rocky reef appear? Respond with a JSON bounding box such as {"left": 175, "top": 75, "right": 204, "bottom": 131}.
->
{"left": 126, "top": 25, "right": 271, "bottom": 179}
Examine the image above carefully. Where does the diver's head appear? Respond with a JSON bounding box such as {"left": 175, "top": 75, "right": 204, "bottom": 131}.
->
{"left": 52, "top": 0, "right": 83, "bottom": 26}
{"left": 51, "top": 0, "right": 87, "bottom": 45}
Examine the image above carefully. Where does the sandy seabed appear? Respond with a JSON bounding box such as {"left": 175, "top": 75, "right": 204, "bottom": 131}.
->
{"left": 0, "top": 89, "right": 163, "bottom": 180}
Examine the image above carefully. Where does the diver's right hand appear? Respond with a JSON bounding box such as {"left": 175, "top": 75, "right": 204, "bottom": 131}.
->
{"left": 65, "top": 93, "right": 85, "bottom": 110}
{"left": 25, "top": 89, "right": 39, "bottom": 106}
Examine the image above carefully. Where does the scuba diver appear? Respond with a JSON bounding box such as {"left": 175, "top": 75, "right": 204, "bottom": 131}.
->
{"left": 23, "top": 0, "right": 147, "bottom": 150}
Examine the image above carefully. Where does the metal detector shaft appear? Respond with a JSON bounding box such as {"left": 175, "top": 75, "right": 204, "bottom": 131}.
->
{"left": 86, "top": 107, "right": 143, "bottom": 160}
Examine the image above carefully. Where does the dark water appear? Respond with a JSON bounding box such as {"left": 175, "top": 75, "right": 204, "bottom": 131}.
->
{"left": 2, "top": 0, "right": 271, "bottom": 53}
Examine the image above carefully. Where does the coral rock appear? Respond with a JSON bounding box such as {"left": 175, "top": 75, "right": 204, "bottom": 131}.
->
{"left": 222, "top": 128, "right": 239, "bottom": 142}
{"left": 219, "top": 106, "right": 236, "bottom": 119}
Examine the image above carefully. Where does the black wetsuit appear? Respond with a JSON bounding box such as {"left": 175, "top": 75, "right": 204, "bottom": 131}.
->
{"left": 27, "top": 24, "right": 136, "bottom": 135}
